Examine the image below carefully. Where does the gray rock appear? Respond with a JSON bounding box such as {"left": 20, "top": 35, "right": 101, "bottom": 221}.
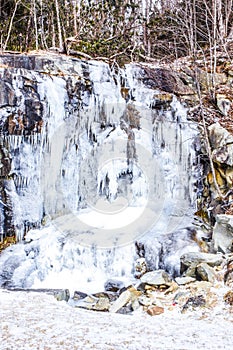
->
{"left": 74, "top": 295, "right": 98, "bottom": 310}
{"left": 92, "top": 297, "right": 110, "bottom": 311}
{"left": 196, "top": 263, "right": 216, "bottom": 283}
{"left": 116, "top": 304, "right": 133, "bottom": 314}
{"left": 140, "top": 67, "right": 195, "bottom": 95}
{"left": 140, "top": 270, "right": 172, "bottom": 287}
{"left": 0, "top": 81, "right": 16, "bottom": 107}
{"left": 208, "top": 123, "right": 233, "bottom": 166}
{"left": 109, "top": 290, "right": 131, "bottom": 313}
{"left": 184, "top": 263, "right": 199, "bottom": 278}
{"left": 72, "top": 295, "right": 110, "bottom": 311}
{"left": 54, "top": 289, "right": 70, "bottom": 302}
{"left": 175, "top": 276, "right": 196, "bottom": 285}
{"left": 93, "top": 291, "right": 117, "bottom": 302}
{"left": 73, "top": 291, "right": 88, "bottom": 300}
{"left": 104, "top": 279, "right": 125, "bottom": 293}
{"left": 180, "top": 252, "right": 223, "bottom": 275}
{"left": 213, "top": 214, "right": 233, "bottom": 253}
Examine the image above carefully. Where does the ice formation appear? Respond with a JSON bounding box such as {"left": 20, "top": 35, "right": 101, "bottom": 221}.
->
{"left": 0, "top": 58, "right": 199, "bottom": 292}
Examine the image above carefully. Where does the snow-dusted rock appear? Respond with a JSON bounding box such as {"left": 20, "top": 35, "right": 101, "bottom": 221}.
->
{"left": 180, "top": 252, "right": 223, "bottom": 276}
{"left": 109, "top": 289, "right": 131, "bottom": 313}
{"left": 175, "top": 276, "right": 196, "bottom": 285}
{"left": 104, "top": 279, "right": 125, "bottom": 293}
{"left": 140, "top": 270, "right": 172, "bottom": 287}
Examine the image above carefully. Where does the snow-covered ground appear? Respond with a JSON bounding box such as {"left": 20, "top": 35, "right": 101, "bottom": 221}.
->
{"left": 1, "top": 288, "right": 233, "bottom": 350}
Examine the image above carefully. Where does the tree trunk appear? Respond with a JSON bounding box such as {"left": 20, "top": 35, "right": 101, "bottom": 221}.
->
{"left": 3, "top": 0, "right": 21, "bottom": 51}
{"left": 54, "top": 0, "right": 63, "bottom": 51}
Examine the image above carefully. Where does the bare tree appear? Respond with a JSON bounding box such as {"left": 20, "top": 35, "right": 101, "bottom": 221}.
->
{"left": 54, "top": 0, "right": 63, "bottom": 51}
{"left": 3, "top": 0, "right": 21, "bottom": 51}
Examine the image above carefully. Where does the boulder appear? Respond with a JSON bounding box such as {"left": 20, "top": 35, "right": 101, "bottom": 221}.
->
{"left": 109, "top": 289, "right": 131, "bottom": 313}
{"left": 213, "top": 214, "right": 233, "bottom": 253}
{"left": 2, "top": 287, "right": 70, "bottom": 302}
{"left": 53, "top": 289, "right": 70, "bottom": 302}
{"left": 115, "top": 304, "right": 133, "bottom": 314}
{"left": 74, "top": 295, "right": 97, "bottom": 310}
{"left": 92, "top": 297, "right": 110, "bottom": 311}
{"left": 73, "top": 291, "right": 88, "bottom": 300}
{"left": 164, "top": 281, "right": 179, "bottom": 294}
{"left": 109, "top": 286, "right": 141, "bottom": 313}
{"left": 180, "top": 252, "right": 223, "bottom": 275}
{"left": 93, "top": 291, "right": 117, "bottom": 302}
{"left": 183, "top": 263, "right": 198, "bottom": 278}
{"left": 73, "top": 294, "right": 110, "bottom": 311}
{"left": 175, "top": 276, "right": 196, "bottom": 285}
{"left": 196, "top": 263, "right": 216, "bottom": 283}
{"left": 140, "top": 270, "right": 172, "bottom": 287}
{"left": 104, "top": 279, "right": 125, "bottom": 293}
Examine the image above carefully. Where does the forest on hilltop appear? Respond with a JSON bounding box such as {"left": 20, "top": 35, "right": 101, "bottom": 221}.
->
{"left": 1, "top": 0, "right": 233, "bottom": 63}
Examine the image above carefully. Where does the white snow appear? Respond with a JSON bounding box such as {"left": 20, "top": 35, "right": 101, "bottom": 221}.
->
{"left": 1, "top": 288, "right": 233, "bottom": 350}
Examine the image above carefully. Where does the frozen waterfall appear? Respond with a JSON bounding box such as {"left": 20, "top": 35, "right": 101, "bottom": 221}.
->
{"left": 0, "top": 57, "right": 200, "bottom": 292}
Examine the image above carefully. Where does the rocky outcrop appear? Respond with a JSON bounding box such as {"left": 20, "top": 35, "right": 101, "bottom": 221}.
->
{"left": 170, "top": 56, "right": 233, "bottom": 231}
{"left": 196, "top": 122, "right": 233, "bottom": 230}
{"left": 138, "top": 67, "right": 195, "bottom": 96}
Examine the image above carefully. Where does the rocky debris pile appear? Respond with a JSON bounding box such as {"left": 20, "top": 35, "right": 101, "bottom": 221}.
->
{"left": 61, "top": 251, "right": 233, "bottom": 316}
{"left": 3, "top": 251, "right": 233, "bottom": 317}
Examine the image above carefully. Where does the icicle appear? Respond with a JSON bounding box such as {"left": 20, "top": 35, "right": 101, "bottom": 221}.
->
{"left": 0, "top": 60, "right": 200, "bottom": 290}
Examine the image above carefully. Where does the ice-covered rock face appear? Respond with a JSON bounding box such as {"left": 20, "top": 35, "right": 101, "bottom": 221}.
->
{"left": 0, "top": 55, "right": 199, "bottom": 290}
